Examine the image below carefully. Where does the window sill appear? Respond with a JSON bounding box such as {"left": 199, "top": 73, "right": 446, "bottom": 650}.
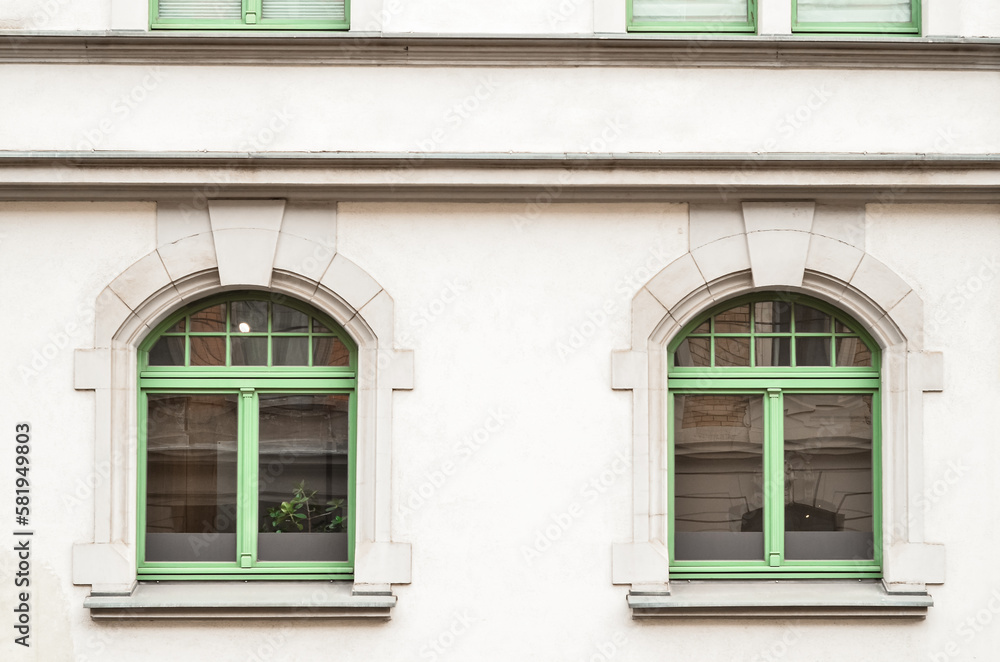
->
{"left": 84, "top": 581, "right": 396, "bottom": 620}
{"left": 628, "top": 580, "right": 931, "bottom": 619}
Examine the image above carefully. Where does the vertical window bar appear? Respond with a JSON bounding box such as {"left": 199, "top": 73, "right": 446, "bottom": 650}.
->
{"left": 765, "top": 388, "right": 784, "bottom": 566}
{"left": 238, "top": 388, "right": 257, "bottom": 568}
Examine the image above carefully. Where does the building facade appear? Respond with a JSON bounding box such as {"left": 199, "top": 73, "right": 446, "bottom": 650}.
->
{"left": 1, "top": 0, "right": 999, "bottom": 660}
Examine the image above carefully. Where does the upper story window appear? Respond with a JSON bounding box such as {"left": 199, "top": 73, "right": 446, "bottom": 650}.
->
{"left": 138, "top": 293, "right": 357, "bottom": 580}
{"left": 151, "top": 0, "right": 349, "bottom": 30}
{"left": 793, "top": 0, "right": 920, "bottom": 34}
{"left": 628, "top": 0, "right": 757, "bottom": 33}
{"left": 668, "top": 294, "right": 881, "bottom": 578}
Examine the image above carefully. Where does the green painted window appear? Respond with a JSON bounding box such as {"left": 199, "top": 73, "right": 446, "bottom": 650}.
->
{"left": 151, "top": 0, "right": 349, "bottom": 30}
{"left": 628, "top": 0, "right": 756, "bottom": 33}
{"left": 138, "top": 293, "right": 357, "bottom": 580}
{"left": 793, "top": 0, "right": 920, "bottom": 34}
{"left": 668, "top": 294, "right": 881, "bottom": 578}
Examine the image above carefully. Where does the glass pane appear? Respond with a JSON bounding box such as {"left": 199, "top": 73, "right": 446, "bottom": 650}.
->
{"left": 714, "top": 304, "right": 750, "bottom": 333}
{"left": 190, "top": 303, "right": 226, "bottom": 332}
{"left": 258, "top": 394, "right": 350, "bottom": 562}
{"left": 145, "top": 394, "right": 238, "bottom": 563}
{"left": 190, "top": 336, "right": 226, "bottom": 366}
{"left": 313, "top": 319, "right": 331, "bottom": 333}
{"left": 273, "top": 304, "right": 309, "bottom": 333}
{"left": 836, "top": 337, "right": 873, "bottom": 367}
{"left": 754, "top": 301, "right": 791, "bottom": 333}
{"left": 692, "top": 320, "right": 710, "bottom": 334}
{"left": 795, "top": 304, "right": 831, "bottom": 333}
{"left": 167, "top": 319, "right": 185, "bottom": 333}
{"left": 232, "top": 336, "right": 267, "bottom": 366}
{"left": 755, "top": 336, "right": 791, "bottom": 367}
{"left": 273, "top": 337, "right": 308, "bottom": 366}
{"left": 313, "top": 336, "right": 351, "bottom": 367}
{"left": 148, "top": 336, "right": 185, "bottom": 366}
{"left": 784, "top": 394, "right": 874, "bottom": 561}
{"left": 797, "top": 0, "right": 911, "bottom": 24}
{"left": 632, "top": 0, "right": 750, "bottom": 23}
{"left": 835, "top": 319, "right": 852, "bottom": 333}
{"left": 231, "top": 300, "right": 268, "bottom": 334}
{"left": 673, "top": 394, "right": 765, "bottom": 561}
{"left": 796, "top": 336, "right": 831, "bottom": 367}
{"left": 674, "top": 337, "right": 711, "bottom": 368}
{"left": 715, "top": 337, "right": 750, "bottom": 367}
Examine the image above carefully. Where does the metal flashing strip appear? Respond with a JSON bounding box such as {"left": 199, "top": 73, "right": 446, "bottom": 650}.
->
{"left": 84, "top": 581, "right": 396, "bottom": 620}
{"left": 628, "top": 580, "right": 932, "bottom": 619}
{"left": 0, "top": 32, "right": 998, "bottom": 70}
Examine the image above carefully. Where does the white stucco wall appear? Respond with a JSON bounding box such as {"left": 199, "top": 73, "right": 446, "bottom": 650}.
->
{"left": 1, "top": 201, "right": 998, "bottom": 660}
{"left": 0, "top": 65, "right": 996, "bottom": 155}
{"left": 2, "top": 0, "right": 999, "bottom": 36}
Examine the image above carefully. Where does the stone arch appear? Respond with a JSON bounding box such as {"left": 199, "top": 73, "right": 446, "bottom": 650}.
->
{"left": 611, "top": 202, "right": 943, "bottom": 596}
{"left": 73, "top": 200, "right": 412, "bottom": 595}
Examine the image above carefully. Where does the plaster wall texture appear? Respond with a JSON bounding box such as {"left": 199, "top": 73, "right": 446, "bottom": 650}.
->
{"left": 0, "top": 201, "right": 998, "bottom": 660}
{"left": 2, "top": 0, "right": 999, "bottom": 36}
{"left": 0, "top": 65, "right": 996, "bottom": 155}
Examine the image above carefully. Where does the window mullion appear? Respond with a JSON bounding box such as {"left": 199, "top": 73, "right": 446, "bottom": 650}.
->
{"left": 244, "top": 0, "right": 260, "bottom": 24}
{"left": 238, "top": 388, "right": 258, "bottom": 568}
{"left": 765, "top": 388, "right": 784, "bottom": 566}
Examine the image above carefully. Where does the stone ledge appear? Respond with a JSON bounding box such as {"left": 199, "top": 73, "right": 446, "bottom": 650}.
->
{"left": 628, "top": 580, "right": 932, "bottom": 619}
{"left": 84, "top": 581, "right": 396, "bottom": 620}
{"left": 0, "top": 33, "right": 998, "bottom": 70}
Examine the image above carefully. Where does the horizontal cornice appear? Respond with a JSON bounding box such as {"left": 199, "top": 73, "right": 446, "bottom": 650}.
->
{"left": 1, "top": 151, "right": 999, "bottom": 203}
{"left": 1, "top": 32, "right": 999, "bottom": 70}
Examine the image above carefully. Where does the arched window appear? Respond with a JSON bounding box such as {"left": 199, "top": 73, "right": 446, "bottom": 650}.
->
{"left": 668, "top": 293, "right": 880, "bottom": 577}
{"left": 137, "top": 292, "right": 357, "bottom": 579}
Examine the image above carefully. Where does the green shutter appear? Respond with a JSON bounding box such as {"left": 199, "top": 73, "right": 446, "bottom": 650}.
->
{"left": 793, "top": 0, "right": 920, "bottom": 34}
{"left": 151, "top": 0, "right": 350, "bottom": 29}
{"left": 628, "top": 0, "right": 756, "bottom": 33}
{"left": 262, "top": 0, "right": 346, "bottom": 21}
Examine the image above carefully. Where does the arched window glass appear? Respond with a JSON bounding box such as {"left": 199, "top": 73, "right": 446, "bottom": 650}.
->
{"left": 138, "top": 293, "right": 357, "bottom": 579}
{"left": 668, "top": 294, "right": 881, "bottom": 577}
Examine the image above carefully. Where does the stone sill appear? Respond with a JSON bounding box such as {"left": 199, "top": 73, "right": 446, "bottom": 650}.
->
{"left": 84, "top": 581, "right": 396, "bottom": 620}
{"left": 629, "top": 580, "right": 932, "bottom": 619}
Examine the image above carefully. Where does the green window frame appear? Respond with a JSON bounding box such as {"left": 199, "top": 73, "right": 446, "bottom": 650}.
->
{"left": 150, "top": 0, "right": 350, "bottom": 31}
{"left": 627, "top": 0, "right": 757, "bottom": 33}
{"left": 792, "top": 0, "right": 920, "bottom": 35}
{"left": 137, "top": 292, "right": 358, "bottom": 580}
{"left": 668, "top": 293, "right": 882, "bottom": 579}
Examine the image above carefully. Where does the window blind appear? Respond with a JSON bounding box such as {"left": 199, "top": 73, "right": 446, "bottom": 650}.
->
{"left": 796, "top": 0, "right": 912, "bottom": 24}
{"left": 631, "top": 0, "right": 749, "bottom": 23}
{"left": 262, "top": 0, "right": 346, "bottom": 21}
{"left": 157, "top": 0, "right": 242, "bottom": 20}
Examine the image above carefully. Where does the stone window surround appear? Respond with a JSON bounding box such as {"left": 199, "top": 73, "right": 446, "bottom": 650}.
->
{"left": 72, "top": 199, "right": 413, "bottom": 616}
{"left": 610, "top": 202, "right": 945, "bottom": 618}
